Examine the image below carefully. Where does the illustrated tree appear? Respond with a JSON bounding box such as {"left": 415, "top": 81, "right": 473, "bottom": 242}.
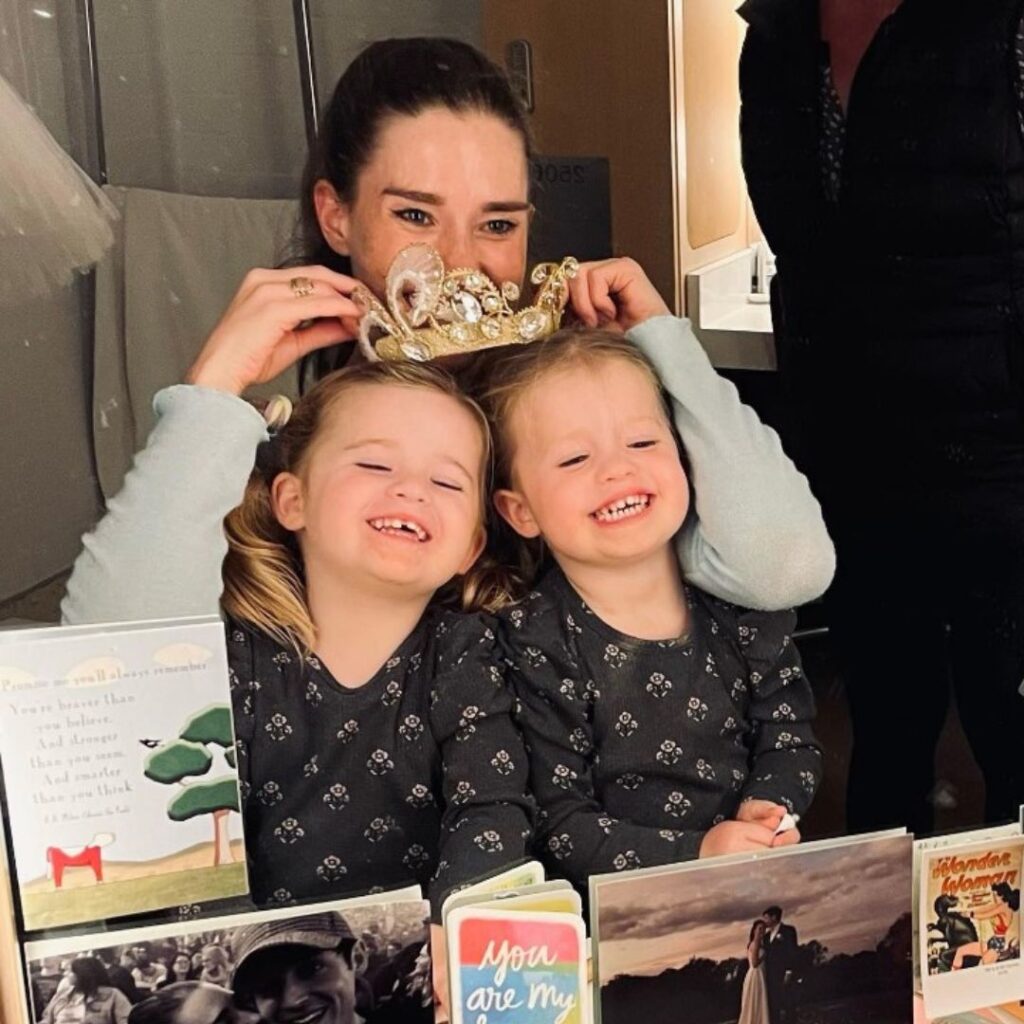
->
{"left": 143, "top": 704, "right": 239, "bottom": 866}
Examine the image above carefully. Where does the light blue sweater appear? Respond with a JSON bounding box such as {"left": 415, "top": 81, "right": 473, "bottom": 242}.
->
{"left": 62, "top": 316, "right": 835, "bottom": 625}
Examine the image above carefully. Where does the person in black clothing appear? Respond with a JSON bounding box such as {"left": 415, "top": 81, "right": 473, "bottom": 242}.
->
{"left": 929, "top": 895, "right": 980, "bottom": 972}
{"left": 761, "top": 906, "right": 798, "bottom": 1024}
{"left": 739, "top": 0, "right": 1024, "bottom": 834}
{"left": 480, "top": 328, "right": 821, "bottom": 890}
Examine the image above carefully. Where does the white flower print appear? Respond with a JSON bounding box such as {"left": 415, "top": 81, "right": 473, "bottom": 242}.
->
{"left": 367, "top": 749, "right": 395, "bottom": 775}
{"left": 559, "top": 679, "right": 578, "bottom": 701}
{"left": 457, "top": 705, "right": 485, "bottom": 740}
{"left": 434, "top": 620, "right": 449, "bottom": 638}
{"left": 399, "top": 714, "right": 424, "bottom": 742}
{"left": 565, "top": 613, "right": 583, "bottom": 635}
{"left": 664, "top": 792, "right": 692, "bottom": 818}
{"left": 473, "top": 830, "right": 504, "bottom": 853}
{"left": 695, "top": 758, "right": 716, "bottom": 781}
{"left": 731, "top": 677, "right": 748, "bottom": 701}
{"left": 238, "top": 779, "right": 251, "bottom": 801}
{"left": 613, "top": 851, "right": 642, "bottom": 871}
{"left": 646, "top": 672, "right": 672, "bottom": 699}
{"left": 322, "top": 783, "right": 350, "bottom": 811}
{"left": 731, "top": 768, "right": 745, "bottom": 791}
{"left": 772, "top": 702, "right": 796, "bottom": 722}
{"left": 774, "top": 732, "right": 795, "bottom": 751}
{"left": 704, "top": 652, "right": 719, "bottom": 677}
{"left": 524, "top": 646, "right": 548, "bottom": 668}
{"left": 603, "top": 643, "right": 628, "bottom": 669}
{"left": 406, "top": 783, "right": 434, "bottom": 809}
{"left": 487, "top": 665, "right": 503, "bottom": 686}
{"left": 364, "top": 816, "right": 397, "bottom": 843}
{"left": 385, "top": 656, "right": 402, "bottom": 671}
{"left": 403, "top": 844, "right": 430, "bottom": 869}
{"left": 336, "top": 719, "right": 359, "bottom": 744}
{"left": 303, "top": 755, "right": 319, "bottom": 777}
{"left": 316, "top": 855, "right": 347, "bottom": 883}
{"left": 659, "top": 829, "right": 681, "bottom": 841}
{"left": 265, "top": 712, "right": 292, "bottom": 742}
{"left": 381, "top": 680, "right": 403, "bottom": 706}
{"left": 258, "top": 781, "right": 283, "bottom": 806}
{"left": 176, "top": 904, "right": 201, "bottom": 920}
{"left": 800, "top": 770, "right": 817, "bottom": 793}
{"left": 686, "top": 697, "right": 709, "bottom": 722}
{"left": 270, "top": 888, "right": 293, "bottom": 904}
{"left": 569, "top": 727, "right": 591, "bottom": 754}
{"left": 491, "top": 750, "right": 515, "bottom": 775}
{"left": 737, "top": 624, "right": 758, "bottom": 648}
{"left": 552, "top": 764, "right": 578, "bottom": 790}
{"left": 241, "top": 693, "right": 254, "bottom": 717}
{"left": 272, "top": 650, "right": 291, "bottom": 666}
{"left": 656, "top": 739, "right": 682, "bottom": 766}
{"left": 274, "top": 817, "right": 305, "bottom": 844}
{"left": 597, "top": 814, "right": 617, "bottom": 834}
{"left": 616, "top": 773, "right": 644, "bottom": 791}
{"left": 307, "top": 654, "right": 323, "bottom": 672}
{"left": 721, "top": 715, "right": 737, "bottom": 735}
{"left": 547, "top": 833, "right": 574, "bottom": 860}
{"left": 409, "top": 652, "right": 423, "bottom": 671}
{"left": 451, "top": 780, "right": 476, "bottom": 805}
{"left": 615, "top": 712, "right": 639, "bottom": 738}
{"left": 231, "top": 628, "right": 246, "bottom": 643}
{"left": 750, "top": 671, "right": 763, "bottom": 686}
{"left": 582, "top": 679, "right": 601, "bottom": 703}
{"left": 508, "top": 608, "right": 525, "bottom": 630}
{"left": 305, "top": 680, "right": 322, "bottom": 706}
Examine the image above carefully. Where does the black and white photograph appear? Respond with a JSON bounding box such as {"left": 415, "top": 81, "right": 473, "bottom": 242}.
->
{"left": 24, "top": 895, "right": 432, "bottom": 1024}
{"left": 592, "top": 834, "right": 913, "bottom": 1024}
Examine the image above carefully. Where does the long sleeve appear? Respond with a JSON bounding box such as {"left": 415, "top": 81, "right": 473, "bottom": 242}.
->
{"left": 504, "top": 624, "right": 704, "bottom": 891}
{"left": 110, "top": 990, "right": 131, "bottom": 1024}
{"left": 734, "top": 608, "right": 822, "bottom": 815}
{"left": 427, "top": 616, "right": 534, "bottom": 919}
{"left": 61, "top": 385, "right": 267, "bottom": 626}
{"left": 628, "top": 316, "right": 835, "bottom": 610}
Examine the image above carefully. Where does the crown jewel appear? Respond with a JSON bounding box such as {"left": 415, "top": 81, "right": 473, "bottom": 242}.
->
{"left": 354, "top": 244, "right": 579, "bottom": 362}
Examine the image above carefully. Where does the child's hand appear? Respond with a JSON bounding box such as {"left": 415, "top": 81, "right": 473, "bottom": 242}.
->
{"left": 568, "top": 257, "right": 670, "bottom": 333}
{"left": 736, "top": 799, "right": 788, "bottom": 831}
{"left": 699, "top": 820, "right": 776, "bottom": 858}
{"left": 186, "top": 266, "right": 363, "bottom": 395}
{"left": 430, "top": 923, "right": 449, "bottom": 1016}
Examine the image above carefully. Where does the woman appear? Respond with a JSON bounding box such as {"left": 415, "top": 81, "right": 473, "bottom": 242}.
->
{"left": 62, "top": 37, "right": 833, "bottom": 630}
{"left": 197, "top": 947, "right": 231, "bottom": 989}
{"left": 42, "top": 958, "right": 131, "bottom": 1024}
{"left": 738, "top": 920, "right": 770, "bottom": 1024}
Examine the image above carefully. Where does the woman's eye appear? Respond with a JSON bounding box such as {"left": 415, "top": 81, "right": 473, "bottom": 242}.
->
{"left": 483, "top": 218, "right": 518, "bottom": 236}
{"left": 558, "top": 454, "right": 588, "bottom": 468}
{"left": 395, "top": 208, "right": 433, "bottom": 227}
{"left": 432, "top": 479, "right": 464, "bottom": 492}
{"left": 628, "top": 440, "right": 658, "bottom": 449}
{"left": 356, "top": 462, "right": 390, "bottom": 472}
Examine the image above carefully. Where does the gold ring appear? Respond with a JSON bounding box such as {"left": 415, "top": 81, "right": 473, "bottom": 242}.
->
{"left": 289, "top": 275, "right": 315, "bottom": 298}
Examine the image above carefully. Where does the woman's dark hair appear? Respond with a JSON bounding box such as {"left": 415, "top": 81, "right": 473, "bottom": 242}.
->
{"left": 993, "top": 882, "right": 1021, "bottom": 911}
{"left": 748, "top": 919, "right": 765, "bottom": 944}
{"left": 293, "top": 37, "right": 533, "bottom": 382}
{"left": 70, "top": 957, "right": 109, "bottom": 997}
{"left": 128, "top": 983, "right": 198, "bottom": 1024}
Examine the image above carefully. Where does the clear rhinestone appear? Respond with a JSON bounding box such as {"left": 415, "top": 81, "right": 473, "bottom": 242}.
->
{"left": 530, "top": 264, "right": 551, "bottom": 286}
{"left": 481, "top": 319, "right": 500, "bottom": 340}
{"left": 452, "top": 291, "right": 483, "bottom": 323}
{"left": 501, "top": 281, "right": 520, "bottom": 302}
{"left": 451, "top": 323, "right": 471, "bottom": 344}
{"left": 466, "top": 273, "right": 484, "bottom": 289}
{"left": 443, "top": 279, "right": 457, "bottom": 295}
{"left": 482, "top": 292, "right": 501, "bottom": 313}
{"left": 517, "top": 309, "right": 547, "bottom": 340}
{"left": 400, "top": 341, "right": 430, "bottom": 362}
{"left": 564, "top": 257, "right": 580, "bottom": 277}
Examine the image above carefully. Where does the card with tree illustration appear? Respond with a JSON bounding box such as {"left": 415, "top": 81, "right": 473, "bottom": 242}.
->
{"left": 0, "top": 616, "right": 247, "bottom": 930}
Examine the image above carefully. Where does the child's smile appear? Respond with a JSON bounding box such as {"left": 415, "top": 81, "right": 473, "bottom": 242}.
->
{"left": 591, "top": 491, "right": 655, "bottom": 525}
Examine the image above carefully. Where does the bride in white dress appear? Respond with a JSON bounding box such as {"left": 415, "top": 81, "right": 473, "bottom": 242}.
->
{"left": 738, "top": 919, "right": 771, "bottom": 1024}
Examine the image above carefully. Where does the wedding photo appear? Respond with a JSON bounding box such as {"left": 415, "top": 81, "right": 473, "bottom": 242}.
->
{"left": 592, "top": 834, "right": 913, "bottom": 1024}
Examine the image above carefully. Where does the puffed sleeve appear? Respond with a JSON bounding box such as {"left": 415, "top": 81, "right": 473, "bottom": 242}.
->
{"left": 503, "top": 594, "right": 705, "bottom": 892}
{"left": 732, "top": 607, "right": 823, "bottom": 815}
{"left": 427, "top": 612, "right": 534, "bottom": 920}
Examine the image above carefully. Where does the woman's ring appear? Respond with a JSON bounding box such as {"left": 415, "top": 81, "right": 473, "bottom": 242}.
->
{"left": 289, "top": 275, "right": 315, "bottom": 298}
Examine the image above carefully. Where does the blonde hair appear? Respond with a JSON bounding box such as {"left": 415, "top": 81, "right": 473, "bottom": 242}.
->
{"left": 222, "top": 361, "right": 492, "bottom": 653}
{"left": 472, "top": 328, "right": 670, "bottom": 608}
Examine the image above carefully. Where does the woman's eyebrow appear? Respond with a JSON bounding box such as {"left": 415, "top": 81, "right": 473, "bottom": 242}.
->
{"left": 382, "top": 187, "right": 442, "bottom": 204}
{"left": 482, "top": 201, "right": 533, "bottom": 213}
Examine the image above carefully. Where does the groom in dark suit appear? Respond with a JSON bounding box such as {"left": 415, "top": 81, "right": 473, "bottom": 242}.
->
{"left": 761, "top": 906, "right": 798, "bottom": 1024}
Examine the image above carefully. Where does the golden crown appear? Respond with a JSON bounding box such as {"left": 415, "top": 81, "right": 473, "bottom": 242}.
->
{"left": 354, "top": 244, "right": 579, "bottom": 362}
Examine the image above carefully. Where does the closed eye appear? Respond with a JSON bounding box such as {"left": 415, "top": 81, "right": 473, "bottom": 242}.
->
{"left": 558, "top": 454, "right": 588, "bottom": 468}
{"left": 628, "top": 440, "right": 658, "bottom": 449}
{"left": 356, "top": 462, "right": 390, "bottom": 472}
{"left": 432, "top": 479, "right": 464, "bottom": 492}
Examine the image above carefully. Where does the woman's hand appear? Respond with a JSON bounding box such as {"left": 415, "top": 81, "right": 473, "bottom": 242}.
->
{"left": 185, "top": 266, "right": 364, "bottom": 395}
{"left": 699, "top": 819, "right": 776, "bottom": 857}
{"left": 430, "top": 923, "right": 449, "bottom": 1017}
{"left": 567, "top": 257, "right": 670, "bottom": 333}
